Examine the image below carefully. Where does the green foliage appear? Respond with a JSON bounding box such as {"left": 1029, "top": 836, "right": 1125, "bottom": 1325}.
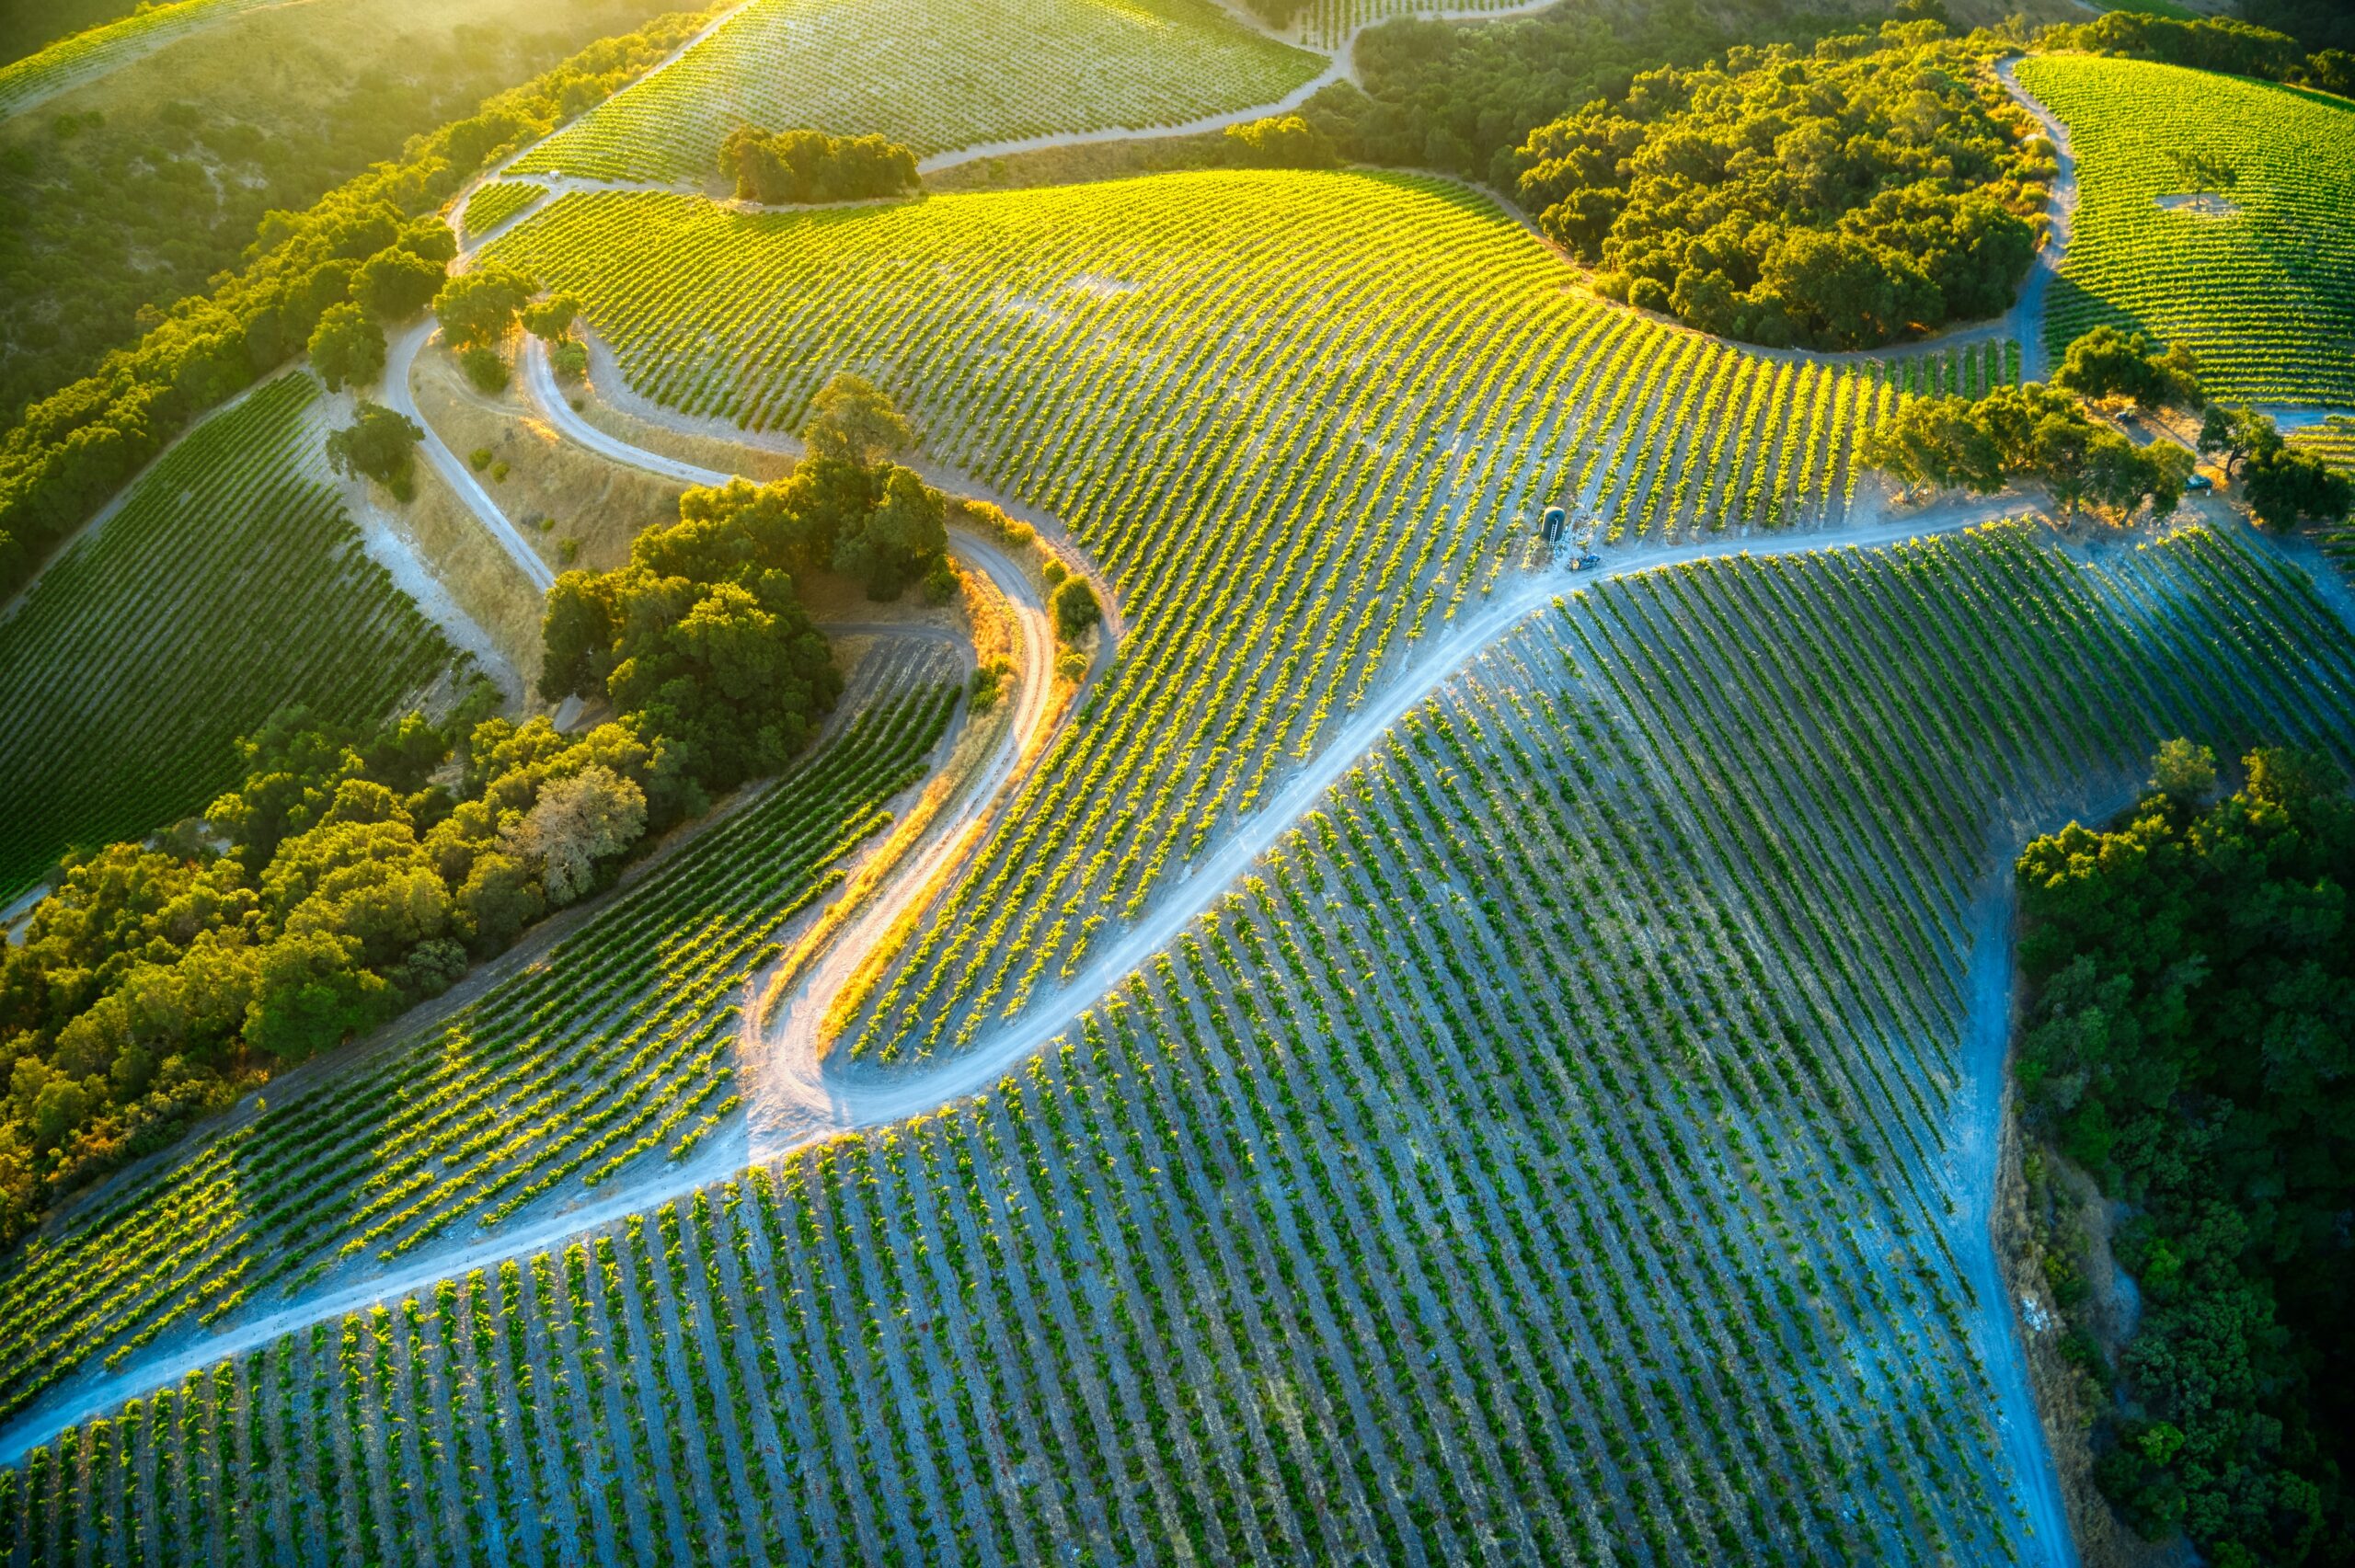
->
{"left": 2016, "top": 748, "right": 2355, "bottom": 1565}
{"left": 2197, "top": 403, "right": 2355, "bottom": 529}
{"left": 460, "top": 344, "right": 510, "bottom": 395}
{"left": 718, "top": 126, "right": 917, "bottom": 205}
{"left": 351, "top": 246, "right": 448, "bottom": 323}
{"left": 548, "top": 337, "right": 590, "bottom": 381}
{"left": 2052, "top": 326, "right": 2204, "bottom": 410}
{"left": 2041, "top": 10, "right": 2306, "bottom": 80}
{"left": 1516, "top": 28, "right": 2046, "bottom": 349}
{"left": 433, "top": 264, "right": 537, "bottom": 350}
{"left": 1052, "top": 574, "right": 1101, "bottom": 643}
{"left": 0, "top": 7, "right": 715, "bottom": 604}
{"left": 0, "top": 691, "right": 664, "bottom": 1245}
{"left": 520, "top": 292, "right": 580, "bottom": 341}
{"left": 1223, "top": 114, "right": 1335, "bottom": 169}
{"left": 304, "top": 303, "right": 384, "bottom": 393}
{"left": 801, "top": 371, "right": 913, "bottom": 468}
{"left": 1865, "top": 379, "right": 2188, "bottom": 521}
{"left": 539, "top": 473, "right": 875, "bottom": 792}
{"left": 324, "top": 402, "right": 423, "bottom": 502}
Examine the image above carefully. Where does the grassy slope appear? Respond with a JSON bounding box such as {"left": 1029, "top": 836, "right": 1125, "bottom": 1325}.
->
{"left": 507, "top": 0, "right": 1322, "bottom": 184}
{"left": 0, "top": 374, "right": 457, "bottom": 902}
{"left": 9, "top": 519, "right": 2353, "bottom": 1562}
{"left": 0, "top": 0, "right": 691, "bottom": 423}
{"left": 2019, "top": 53, "right": 2355, "bottom": 406}
{"left": 488, "top": 169, "right": 1894, "bottom": 1066}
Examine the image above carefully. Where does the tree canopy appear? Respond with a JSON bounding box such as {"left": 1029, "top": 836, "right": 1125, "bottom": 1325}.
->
{"left": 1514, "top": 24, "right": 2047, "bottom": 349}
{"left": 2015, "top": 745, "right": 2354, "bottom": 1566}
{"left": 1863, "top": 379, "right": 2191, "bottom": 521}
{"left": 0, "top": 698, "right": 674, "bottom": 1250}
{"left": 718, "top": 127, "right": 919, "bottom": 206}
{"left": 325, "top": 400, "right": 424, "bottom": 502}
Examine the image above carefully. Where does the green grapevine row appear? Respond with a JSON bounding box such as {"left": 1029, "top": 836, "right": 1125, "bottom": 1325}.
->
{"left": 507, "top": 0, "right": 1321, "bottom": 187}
{"left": 2017, "top": 54, "right": 2355, "bottom": 405}
{"left": 11, "top": 519, "right": 2350, "bottom": 1563}
{"left": 0, "top": 675, "right": 958, "bottom": 1426}
{"left": 486, "top": 168, "right": 1901, "bottom": 1066}
{"left": 0, "top": 373, "right": 458, "bottom": 905}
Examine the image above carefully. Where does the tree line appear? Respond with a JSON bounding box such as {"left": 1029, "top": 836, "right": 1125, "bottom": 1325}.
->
{"left": 1866, "top": 326, "right": 2352, "bottom": 530}
{"left": 2015, "top": 742, "right": 2353, "bottom": 1566}
{"left": 0, "top": 8, "right": 713, "bottom": 605}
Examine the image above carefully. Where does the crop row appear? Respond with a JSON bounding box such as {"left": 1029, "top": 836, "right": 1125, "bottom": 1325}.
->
{"left": 14, "top": 519, "right": 2351, "bottom": 1563}
{"left": 0, "top": 0, "right": 276, "bottom": 120}
{"left": 487, "top": 168, "right": 1897, "bottom": 1068}
{"left": 0, "top": 373, "right": 459, "bottom": 904}
{"left": 2017, "top": 54, "right": 2355, "bottom": 406}
{"left": 0, "top": 672, "right": 959, "bottom": 1425}
{"left": 508, "top": 0, "right": 1321, "bottom": 187}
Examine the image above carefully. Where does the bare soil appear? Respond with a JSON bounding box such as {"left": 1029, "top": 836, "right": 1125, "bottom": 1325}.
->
{"left": 415, "top": 348, "right": 685, "bottom": 577}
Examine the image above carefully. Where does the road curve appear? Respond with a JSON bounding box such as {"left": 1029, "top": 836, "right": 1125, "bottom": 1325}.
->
{"left": 383, "top": 321, "right": 556, "bottom": 592}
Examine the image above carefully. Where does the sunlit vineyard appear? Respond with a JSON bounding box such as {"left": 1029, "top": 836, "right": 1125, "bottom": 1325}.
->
{"left": 2016, "top": 54, "right": 2355, "bottom": 405}
{"left": 16, "top": 518, "right": 2352, "bottom": 1563}
{"left": 0, "top": 0, "right": 275, "bottom": 119}
{"left": 463, "top": 181, "right": 549, "bottom": 241}
{"left": 1280, "top": 0, "right": 1542, "bottom": 49}
{"left": 0, "top": 675, "right": 956, "bottom": 1432}
{"left": 506, "top": 0, "right": 1320, "bottom": 187}
{"left": 489, "top": 167, "right": 1903, "bottom": 1063}
{"left": 0, "top": 374, "right": 457, "bottom": 906}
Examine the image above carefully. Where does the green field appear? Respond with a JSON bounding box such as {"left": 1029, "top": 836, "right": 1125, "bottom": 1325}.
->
{"left": 10, "top": 519, "right": 2351, "bottom": 1563}
{"left": 489, "top": 169, "right": 1901, "bottom": 1061}
{"left": 2018, "top": 53, "right": 2355, "bottom": 406}
{"left": 507, "top": 0, "right": 1321, "bottom": 187}
{"left": 0, "top": 0, "right": 278, "bottom": 117}
{"left": 0, "top": 676, "right": 956, "bottom": 1432}
{"left": 0, "top": 374, "right": 458, "bottom": 905}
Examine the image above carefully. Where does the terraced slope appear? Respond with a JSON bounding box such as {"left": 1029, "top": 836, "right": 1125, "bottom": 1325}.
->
{"left": 0, "top": 677, "right": 957, "bottom": 1435}
{"left": 2016, "top": 54, "right": 2355, "bottom": 406}
{"left": 0, "top": 374, "right": 457, "bottom": 905}
{"left": 12, "top": 518, "right": 2352, "bottom": 1563}
{"left": 490, "top": 168, "right": 1901, "bottom": 1065}
{"left": 506, "top": 0, "right": 1321, "bottom": 186}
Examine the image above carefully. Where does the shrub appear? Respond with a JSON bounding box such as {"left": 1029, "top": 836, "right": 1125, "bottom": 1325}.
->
{"left": 462, "top": 344, "right": 509, "bottom": 394}
{"left": 1056, "top": 648, "right": 1089, "bottom": 682}
{"left": 326, "top": 402, "right": 425, "bottom": 502}
{"left": 1052, "top": 576, "right": 1101, "bottom": 643}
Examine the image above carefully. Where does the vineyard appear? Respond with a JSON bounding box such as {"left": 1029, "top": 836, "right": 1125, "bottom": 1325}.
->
{"left": 0, "top": 673, "right": 957, "bottom": 1436}
{"left": 0, "top": 0, "right": 279, "bottom": 119}
{"left": 463, "top": 181, "right": 549, "bottom": 242}
{"left": 10, "top": 519, "right": 2352, "bottom": 1562}
{"left": 0, "top": 374, "right": 457, "bottom": 907}
{"left": 2016, "top": 53, "right": 2355, "bottom": 406}
{"left": 488, "top": 167, "right": 1907, "bottom": 1064}
{"left": 505, "top": 0, "right": 1320, "bottom": 188}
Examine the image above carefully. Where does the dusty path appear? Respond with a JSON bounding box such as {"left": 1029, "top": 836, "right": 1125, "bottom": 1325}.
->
{"left": 1996, "top": 55, "right": 2076, "bottom": 383}
{"left": 384, "top": 320, "right": 556, "bottom": 592}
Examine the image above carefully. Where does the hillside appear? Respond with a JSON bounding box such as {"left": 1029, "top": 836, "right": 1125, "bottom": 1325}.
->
{"left": 2017, "top": 53, "right": 2355, "bottom": 406}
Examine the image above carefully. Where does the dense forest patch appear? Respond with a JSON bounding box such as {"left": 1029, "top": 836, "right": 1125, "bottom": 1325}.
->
{"left": 2016, "top": 746, "right": 2353, "bottom": 1567}
{"left": 1514, "top": 23, "right": 2047, "bottom": 349}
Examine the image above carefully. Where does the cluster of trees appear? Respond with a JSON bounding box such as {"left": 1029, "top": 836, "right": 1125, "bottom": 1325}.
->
{"left": 718, "top": 126, "right": 919, "bottom": 206}
{"left": 1513, "top": 23, "right": 2045, "bottom": 349}
{"left": 0, "top": 9, "right": 713, "bottom": 602}
{"left": 2014, "top": 743, "right": 2353, "bottom": 1566}
{"left": 2200, "top": 403, "right": 2355, "bottom": 531}
{"left": 1222, "top": 114, "right": 1338, "bottom": 169}
{"left": 1299, "top": 0, "right": 1856, "bottom": 195}
{"left": 540, "top": 376, "right": 949, "bottom": 792}
{"left": 1867, "top": 331, "right": 2201, "bottom": 521}
{"left": 2041, "top": 9, "right": 2351, "bottom": 95}
{"left": 0, "top": 696, "right": 684, "bottom": 1247}
{"left": 325, "top": 401, "right": 425, "bottom": 502}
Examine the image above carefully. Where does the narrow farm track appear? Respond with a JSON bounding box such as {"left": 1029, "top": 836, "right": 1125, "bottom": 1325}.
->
{"left": 384, "top": 321, "right": 556, "bottom": 592}
{"left": 498, "top": 335, "right": 2098, "bottom": 1566}
{"left": 1995, "top": 55, "right": 2075, "bottom": 383}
